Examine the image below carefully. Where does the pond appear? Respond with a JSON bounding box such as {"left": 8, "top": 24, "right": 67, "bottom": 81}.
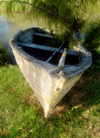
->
{"left": 0, "top": 14, "right": 57, "bottom": 64}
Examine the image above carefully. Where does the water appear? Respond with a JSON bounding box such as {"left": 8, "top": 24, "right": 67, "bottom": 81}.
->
{"left": 0, "top": 14, "right": 49, "bottom": 64}
{"left": 0, "top": 15, "right": 19, "bottom": 64}
{"left": 0, "top": 14, "right": 63, "bottom": 64}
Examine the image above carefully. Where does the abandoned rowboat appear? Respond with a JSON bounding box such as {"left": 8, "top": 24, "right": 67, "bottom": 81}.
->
{"left": 10, "top": 27, "right": 92, "bottom": 118}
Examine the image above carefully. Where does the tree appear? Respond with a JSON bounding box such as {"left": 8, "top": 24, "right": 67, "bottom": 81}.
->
{"left": 0, "top": 0, "right": 100, "bottom": 48}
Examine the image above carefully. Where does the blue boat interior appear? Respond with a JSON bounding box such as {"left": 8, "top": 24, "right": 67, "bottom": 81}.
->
{"left": 18, "top": 32, "right": 80, "bottom": 66}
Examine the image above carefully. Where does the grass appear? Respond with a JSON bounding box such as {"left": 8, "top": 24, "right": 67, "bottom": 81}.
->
{"left": 0, "top": 63, "right": 100, "bottom": 138}
{"left": 0, "top": 44, "right": 9, "bottom": 66}
{"left": 0, "top": 43, "right": 100, "bottom": 138}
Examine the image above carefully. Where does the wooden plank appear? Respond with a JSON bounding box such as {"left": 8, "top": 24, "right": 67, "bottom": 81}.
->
{"left": 58, "top": 48, "right": 67, "bottom": 70}
{"left": 32, "top": 32, "right": 53, "bottom": 38}
{"left": 17, "top": 42, "right": 79, "bottom": 56}
{"left": 17, "top": 42, "right": 60, "bottom": 52}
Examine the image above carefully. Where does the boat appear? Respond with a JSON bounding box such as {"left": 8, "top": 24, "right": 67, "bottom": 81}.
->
{"left": 9, "top": 27, "right": 92, "bottom": 118}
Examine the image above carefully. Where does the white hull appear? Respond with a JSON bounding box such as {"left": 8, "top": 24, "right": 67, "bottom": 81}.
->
{"left": 11, "top": 46, "right": 82, "bottom": 117}
{"left": 10, "top": 27, "right": 92, "bottom": 118}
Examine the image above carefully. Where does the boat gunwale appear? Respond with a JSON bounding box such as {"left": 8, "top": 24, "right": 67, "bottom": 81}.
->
{"left": 10, "top": 27, "right": 92, "bottom": 78}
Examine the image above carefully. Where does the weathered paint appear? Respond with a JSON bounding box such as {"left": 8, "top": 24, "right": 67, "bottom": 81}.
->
{"left": 9, "top": 27, "right": 92, "bottom": 118}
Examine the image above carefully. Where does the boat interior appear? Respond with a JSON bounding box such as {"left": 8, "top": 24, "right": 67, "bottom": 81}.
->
{"left": 18, "top": 31, "right": 80, "bottom": 66}
{"left": 22, "top": 46, "right": 80, "bottom": 66}
{"left": 33, "top": 33, "right": 60, "bottom": 47}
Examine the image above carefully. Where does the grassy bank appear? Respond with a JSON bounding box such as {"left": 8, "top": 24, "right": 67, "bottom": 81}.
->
{"left": 0, "top": 40, "right": 100, "bottom": 137}
{"left": 0, "top": 63, "right": 100, "bottom": 138}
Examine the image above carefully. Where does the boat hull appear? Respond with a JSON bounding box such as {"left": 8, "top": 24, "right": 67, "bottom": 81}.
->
{"left": 11, "top": 43, "right": 82, "bottom": 118}
{"left": 9, "top": 27, "right": 92, "bottom": 118}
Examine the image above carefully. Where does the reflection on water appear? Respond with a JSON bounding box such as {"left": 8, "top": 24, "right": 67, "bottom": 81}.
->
{"left": 0, "top": 16, "right": 12, "bottom": 43}
{"left": 0, "top": 14, "right": 43, "bottom": 64}
{"left": 0, "top": 14, "right": 62, "bottom": 64}
{"left": 0, "top": 15, "right": 20, "bottom": 64}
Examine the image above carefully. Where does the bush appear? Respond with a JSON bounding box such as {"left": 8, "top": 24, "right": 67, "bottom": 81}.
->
{"left": 0, "top": 45, "right": 9, "bottom": 66}
{"left": 83, "top": 23, "right": 100, "bottom": 50}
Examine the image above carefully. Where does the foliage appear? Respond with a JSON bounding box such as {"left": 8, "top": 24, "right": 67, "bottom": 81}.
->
{"left": 90, "top": 49, "right": 100, "bottom": 70}
{"left": 82, "top": 80, "right": 100, "bottom": 105}
{"left": 83, "top": 23, "right": 100, "bottom": 50}
{"left": 1, "top": 0, "right": 100, "bottom": 50}
{"left": 0, "top": 45, "right": 9, "bottom": 66}
{"left": 0, "top": 0, "right": 100, "bottom": 37}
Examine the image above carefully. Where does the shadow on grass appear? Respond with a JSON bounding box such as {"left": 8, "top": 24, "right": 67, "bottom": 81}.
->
{"left": 48, "top": 65, "right": 100, "bottom": 120}
{"left": 0, "top": 56, "right": 100, "bottom": 137}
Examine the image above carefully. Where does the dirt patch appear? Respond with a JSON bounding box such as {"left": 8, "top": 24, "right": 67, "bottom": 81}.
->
{"left": 24, "top": 93, "right": 41, "bottom": 107}
{"left": 51, "top": 105, "right": 67, "bottom": 117}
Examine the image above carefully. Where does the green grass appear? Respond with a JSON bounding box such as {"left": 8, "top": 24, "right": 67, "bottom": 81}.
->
{"left": 0, "top": 64, "right": 100, "bottom": 138}
{"left": 0, "top": 45, "right": 9, "bottom": 66}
